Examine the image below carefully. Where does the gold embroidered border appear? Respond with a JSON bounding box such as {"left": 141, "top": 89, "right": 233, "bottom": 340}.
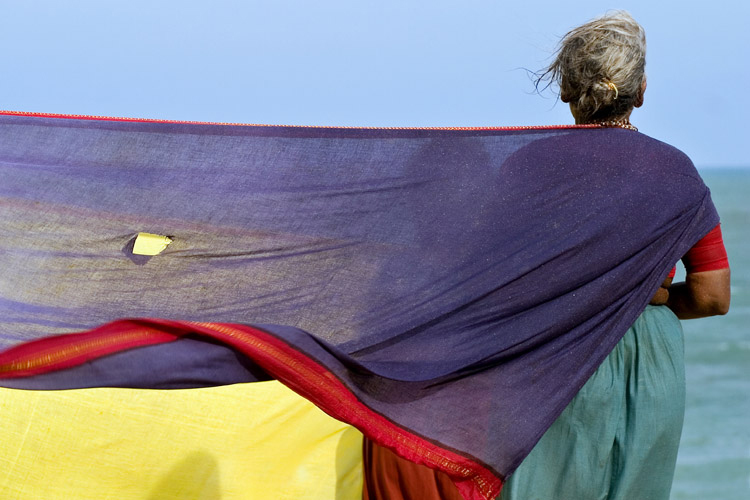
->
{"left": 189, "top": 321, "right": 500, "bottom": 500}
{"left": 0, "top": 330, "right": 162, "bottom": 374}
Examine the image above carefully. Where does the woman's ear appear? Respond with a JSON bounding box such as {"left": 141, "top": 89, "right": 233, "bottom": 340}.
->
{"left": 634, "top": 77, "right": 647, "bottom": 108}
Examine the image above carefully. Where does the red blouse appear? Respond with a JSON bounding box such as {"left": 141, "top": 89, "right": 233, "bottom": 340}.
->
{"left": 667, "top": 224, "right": 729, "bottom": 278}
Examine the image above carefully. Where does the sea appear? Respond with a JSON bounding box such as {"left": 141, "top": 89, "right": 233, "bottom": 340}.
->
{"left": 671, "top": 168, "right": 750, "bottom": 500}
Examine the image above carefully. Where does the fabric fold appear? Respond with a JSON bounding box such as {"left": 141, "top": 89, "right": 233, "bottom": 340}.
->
{"left": 0, "top": 112, "right": 718, "bottom": 499}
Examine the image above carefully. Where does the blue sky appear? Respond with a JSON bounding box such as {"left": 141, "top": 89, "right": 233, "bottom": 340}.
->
{"left": 1, "top": 0, "right": 747, "bottom": 167}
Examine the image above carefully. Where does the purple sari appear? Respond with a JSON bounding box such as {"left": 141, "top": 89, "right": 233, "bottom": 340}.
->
{"left": 0, "top": 112, "right": 717, "bottom": 499}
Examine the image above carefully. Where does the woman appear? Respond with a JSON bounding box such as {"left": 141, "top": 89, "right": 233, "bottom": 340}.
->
{"left": 364, "top": 11, "right": 730, "bottom": 500}
{"left": 499, "top": 11, "right": 730, "bottom": 500}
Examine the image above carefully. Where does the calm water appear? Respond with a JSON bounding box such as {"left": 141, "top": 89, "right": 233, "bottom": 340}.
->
{"left": 671, "top": 168, "right": 750, "bottom": 500}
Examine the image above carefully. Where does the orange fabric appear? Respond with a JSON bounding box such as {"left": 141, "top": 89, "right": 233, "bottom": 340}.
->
{"left": 363, "top": 438, "right": 466, "bottom": 500}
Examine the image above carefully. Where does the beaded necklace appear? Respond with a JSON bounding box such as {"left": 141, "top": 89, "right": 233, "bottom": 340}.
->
{"left": 596, "top": 119, "right": 638, "bottom": 132}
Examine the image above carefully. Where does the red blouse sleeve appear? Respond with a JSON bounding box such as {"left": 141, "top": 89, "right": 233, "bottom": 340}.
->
{"left": 666, "top": 224, "right": 729, "bottom": 279}
{"left": 682, "top": 224, "right": 730, "bottom": 273}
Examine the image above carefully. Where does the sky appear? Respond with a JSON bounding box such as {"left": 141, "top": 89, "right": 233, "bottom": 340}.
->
{"left": 1, "top": 0, "right": 748, "bottom": 167}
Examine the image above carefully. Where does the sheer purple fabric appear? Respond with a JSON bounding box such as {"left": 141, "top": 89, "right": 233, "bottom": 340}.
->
{"left": 0, "top": 114, "right": 718, "bottom": 488}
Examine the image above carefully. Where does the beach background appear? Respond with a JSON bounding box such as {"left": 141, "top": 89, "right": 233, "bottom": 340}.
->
{"left": 672, "top": 168, "right": 750, "bottom": 500}
{"left": 0, "top": 2, "right": 747, "bottom": 498}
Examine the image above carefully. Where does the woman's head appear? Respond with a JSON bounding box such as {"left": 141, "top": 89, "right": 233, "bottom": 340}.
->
{"left": 539, "top": 11, "right": 647, "bottom": 123}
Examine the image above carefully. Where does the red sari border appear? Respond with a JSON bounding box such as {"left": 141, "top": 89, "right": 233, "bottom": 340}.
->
{"left": 0, "top": 108, "right": 597, "bottom": 132}
{"left": 0, "top": 319, "right": 503, "bottom": 500}
{"left": 0, "top": 321, "right": 178, "bottom": 377}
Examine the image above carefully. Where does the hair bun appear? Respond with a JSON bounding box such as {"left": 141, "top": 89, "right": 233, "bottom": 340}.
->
{"left": 535, "top": 11, "right": 646, "bottom": 122}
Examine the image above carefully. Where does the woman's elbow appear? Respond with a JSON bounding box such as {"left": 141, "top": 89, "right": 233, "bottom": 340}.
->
{"left": 694, "top": 272, "right": 731, "bottom": 316}
{"left": 702, "top": 297, "right": 730, "bottom": 316}
{"left": 709, "top": 296, "right": 730, "bottom": 316}
{"left": 680, "top": 268, "right": 731, "bottom": 318}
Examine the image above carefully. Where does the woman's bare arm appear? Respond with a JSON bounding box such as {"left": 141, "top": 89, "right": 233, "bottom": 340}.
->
{"left": 666, "top": 268, "right": 731, "bottom": 319}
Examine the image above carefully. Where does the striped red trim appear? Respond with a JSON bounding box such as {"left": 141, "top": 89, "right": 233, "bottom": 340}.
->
{"left": 0, "top": 318, "right": 503, "bottom": 500}
{"left": 0, "top": 108, "right": 598, "bottom": 132}
{"left": 0, "top": 320, "right": 178, "bottom": 378}
{"left": 181, "top": 320, "right": 503, "bottom": 500}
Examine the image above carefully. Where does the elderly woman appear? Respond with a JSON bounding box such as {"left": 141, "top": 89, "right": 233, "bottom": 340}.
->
{"left": 499, "top": 11, "right": 731, "bottom": 500}
{"left": 364, "top": 11, "right": 730, "bottom": 500}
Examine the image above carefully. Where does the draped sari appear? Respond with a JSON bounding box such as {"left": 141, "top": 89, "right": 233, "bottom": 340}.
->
{"left": 0, "top": 112, "right": 718, "bottom": 499}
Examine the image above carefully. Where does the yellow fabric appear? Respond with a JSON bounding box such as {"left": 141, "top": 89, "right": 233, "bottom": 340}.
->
{"left": 132, "top": 232, "right": 172, "bottom": 255}
{"left": 0, "top": 381, "right": 363, "bottom": 499}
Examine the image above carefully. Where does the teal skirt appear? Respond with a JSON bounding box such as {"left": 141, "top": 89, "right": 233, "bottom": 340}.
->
{"left": 500, "top": 305, "right": 685, "bottom": 500}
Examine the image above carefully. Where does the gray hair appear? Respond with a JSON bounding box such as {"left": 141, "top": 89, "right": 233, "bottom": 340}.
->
{"left": 537, "top": 11, "right": 647, "bottom": 122}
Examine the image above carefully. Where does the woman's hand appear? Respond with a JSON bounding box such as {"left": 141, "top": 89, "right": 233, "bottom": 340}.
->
{"left": 649, "top": 277, "right": 672, "bottom": 305}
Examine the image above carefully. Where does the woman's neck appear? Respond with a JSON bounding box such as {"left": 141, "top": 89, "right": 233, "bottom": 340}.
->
{"left": 570, "top": 104, "right": 633, "bottom": 125}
